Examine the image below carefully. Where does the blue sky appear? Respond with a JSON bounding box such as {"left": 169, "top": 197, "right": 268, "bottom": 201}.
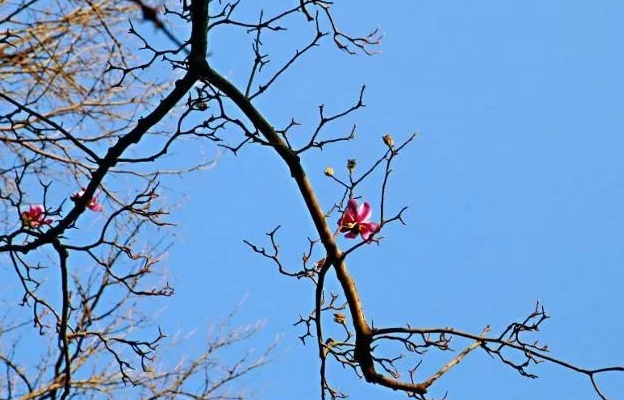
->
{"left": 100, "top": 1, "right": 624, "bottom": 399}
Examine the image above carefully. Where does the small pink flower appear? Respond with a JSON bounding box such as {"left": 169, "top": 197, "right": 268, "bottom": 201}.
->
{"left": 21, "top": 205, "right": 53, "bottom": 228}
{"left": 338, "top": 199, "right": 379, "bottom": 241}
{"left": 71, "top": 188, "right": 103, "bottom": 212}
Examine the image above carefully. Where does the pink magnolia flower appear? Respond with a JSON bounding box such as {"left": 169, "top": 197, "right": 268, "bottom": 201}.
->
{"left": 338, "top": 199, "right": 379, "bottom": 241}
{"left": 21, "top": 205, "right": 53, "bottom": 228}
{"left": 70, "top": 188, "right": 103, "bottom": 212}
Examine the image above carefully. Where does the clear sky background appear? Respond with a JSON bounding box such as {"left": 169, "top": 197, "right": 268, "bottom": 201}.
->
{"left": 148, "top": 1, "right": 623, "bottom": 399}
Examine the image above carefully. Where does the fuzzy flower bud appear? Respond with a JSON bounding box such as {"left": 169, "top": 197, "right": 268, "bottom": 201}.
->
{"left": 333, "top": 313, "right": 346, "bottom": 324}
{"left": 383, "top": 134, "right": 394, "bottom": 148}
{"left": 347, "top": 159, "right": 357, "bottom": 173}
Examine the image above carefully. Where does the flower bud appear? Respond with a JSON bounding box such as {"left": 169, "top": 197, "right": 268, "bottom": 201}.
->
{"left": 324, "top": 167, "right": 334, "bottom": 177}
{"left": 197, "top": 102, "right": 208, "bottom": 110}
{"left": 383, "top": 134, "right": 394, "bottom": 148}
{"left": 347, "top": 159, "right": 357, "bottom": 173}
{"left": 333, "top": 313, "right": 346, "bottom": 324}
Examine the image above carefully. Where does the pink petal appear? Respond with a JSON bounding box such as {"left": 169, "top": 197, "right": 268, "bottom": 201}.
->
{"left": 338, "top": 200, "right": 358, "bottom": 228}
{"left": 362, "top": 221, "right": 379, "bottom": 232}
{"left": 346, "top": 199, "right": 358, "bottom": 219}
{"left": 88, "top": 202, "right": 103, "bottom": 212}
{"left": 338, "top": 213, "right": 355, "bottom": 227}
{"left": 30, "top": 204, "right": 44, "bottom": 215}
{"left": 359, "top": 222, "right": 379, "bottom": 241}
{"left": 357, "top": 202, "right": 372, "bottom": 222}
